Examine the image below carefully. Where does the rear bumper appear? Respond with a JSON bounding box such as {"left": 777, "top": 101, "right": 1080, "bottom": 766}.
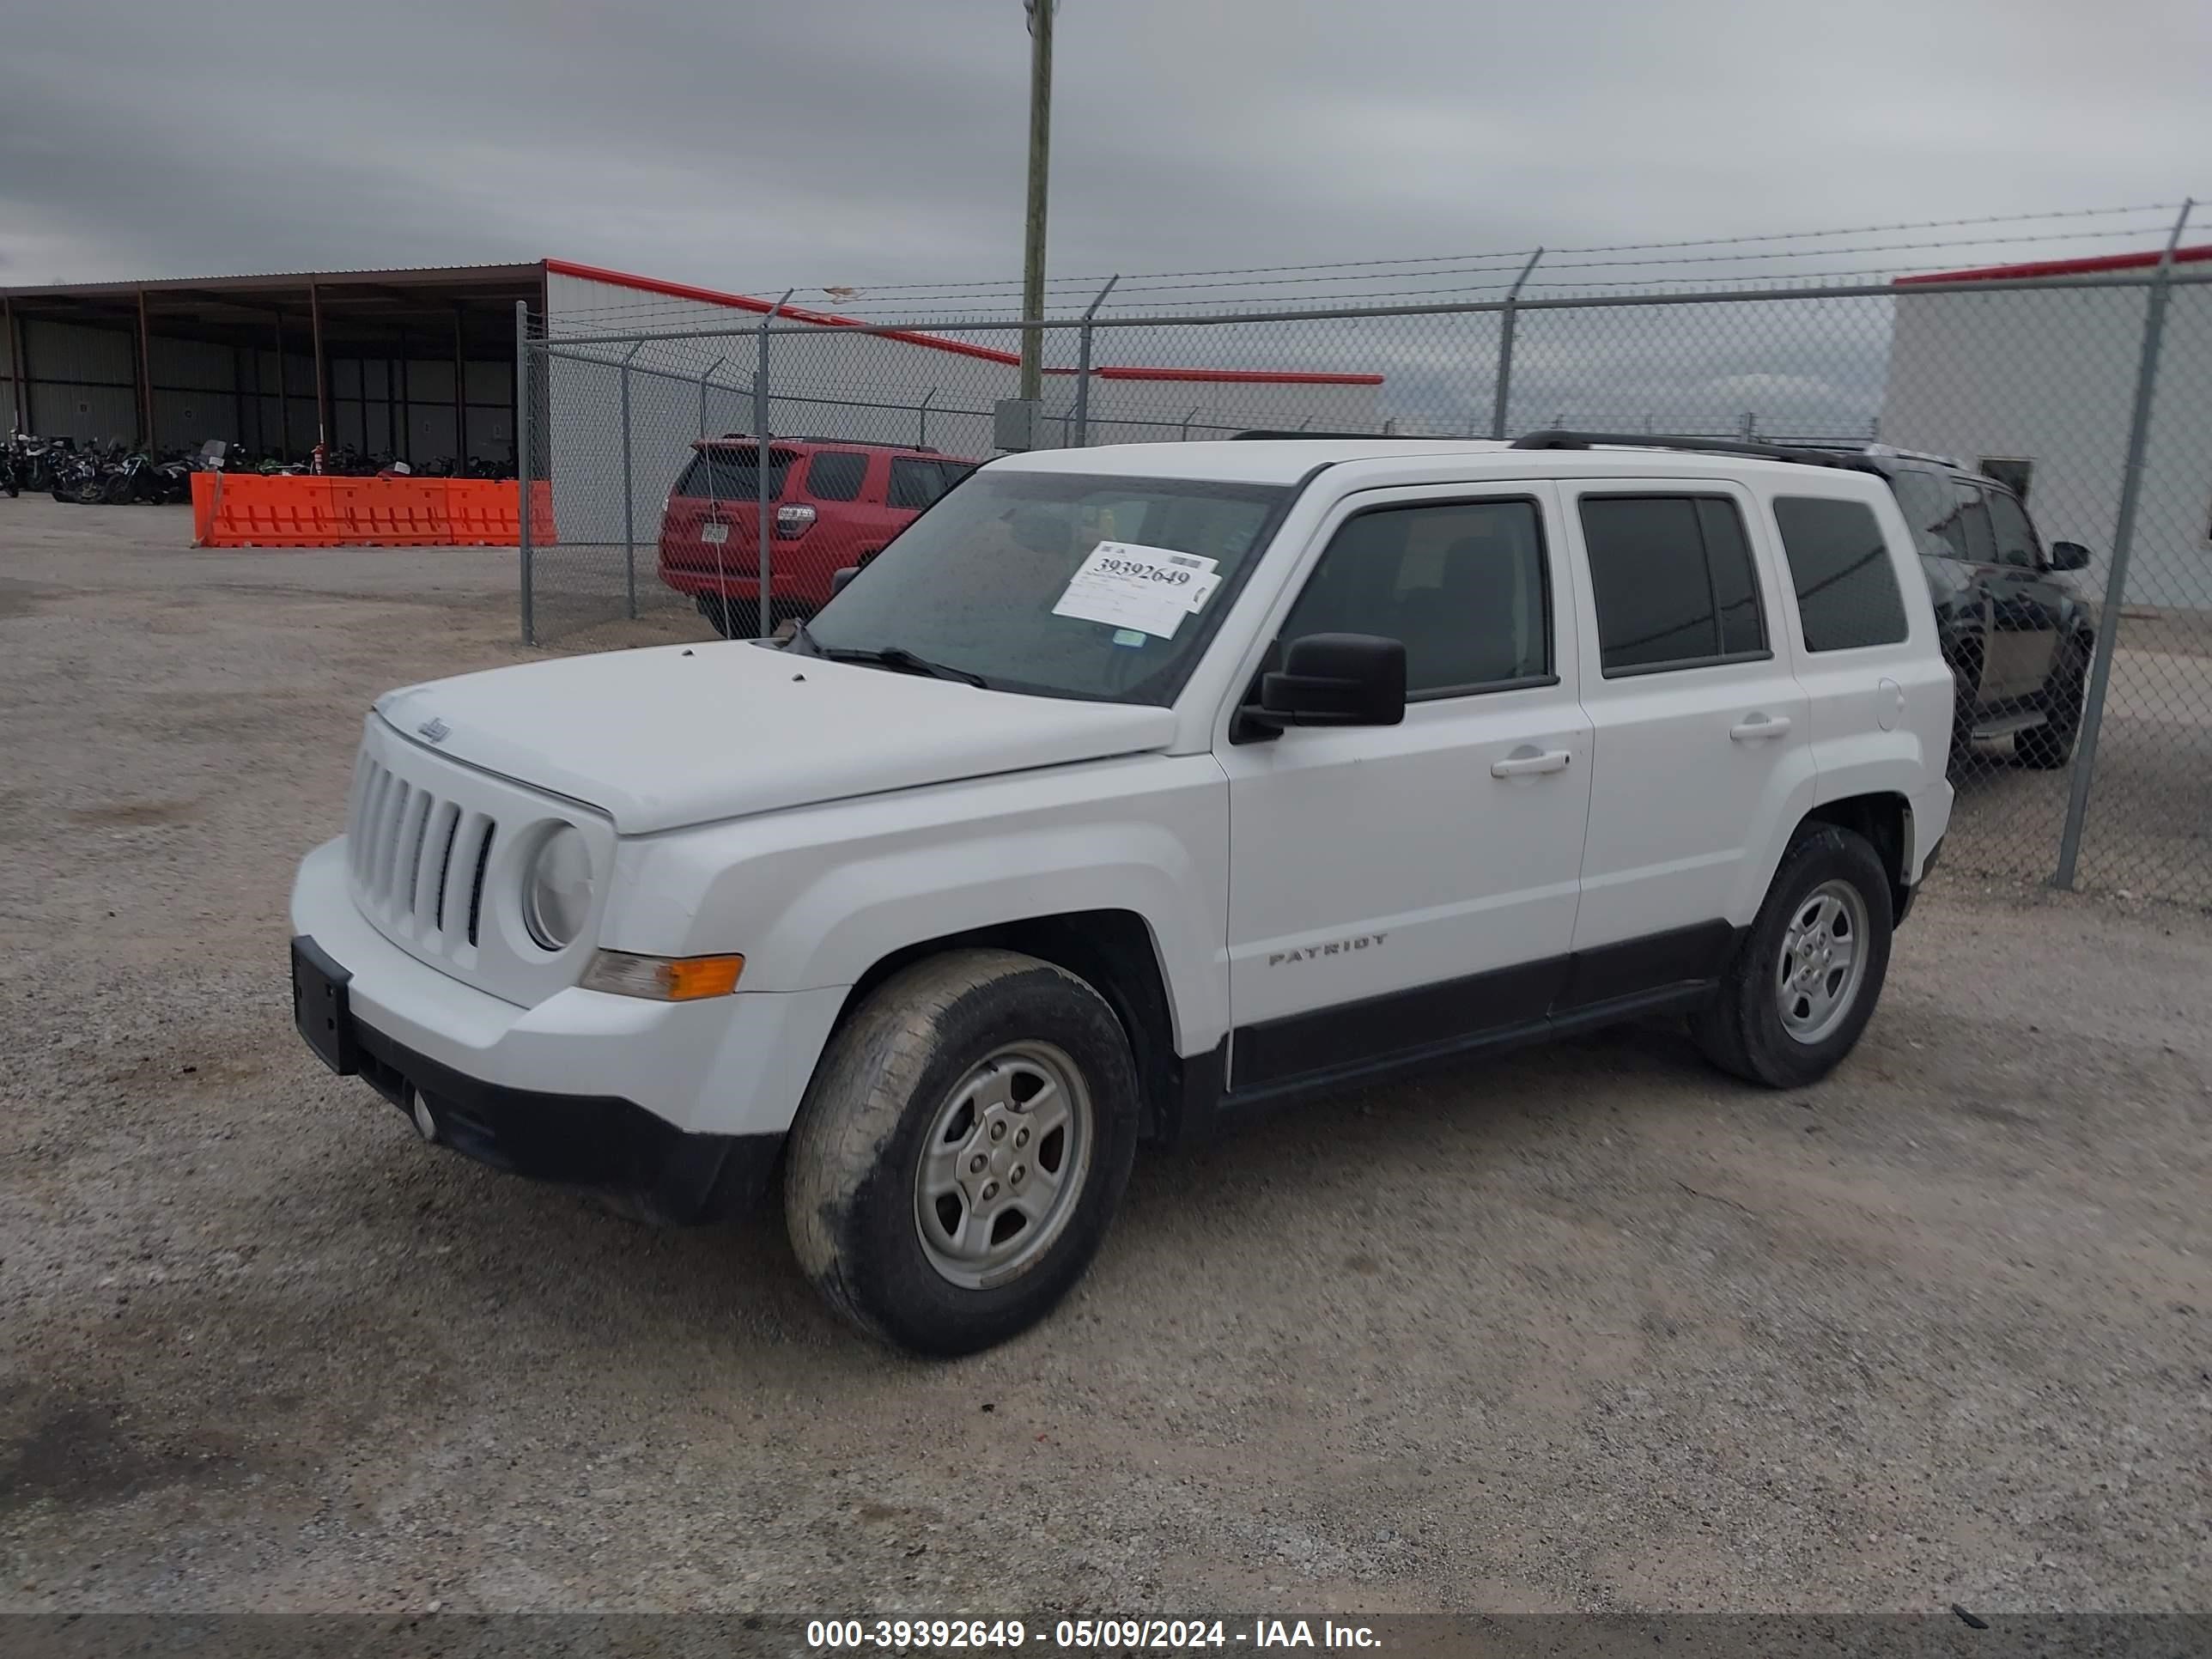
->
{"left": 658, "top": 544, "right": 838, "bottom": 605}
{"left": 295, "top": 932, "right": 782, "bottom": 1224}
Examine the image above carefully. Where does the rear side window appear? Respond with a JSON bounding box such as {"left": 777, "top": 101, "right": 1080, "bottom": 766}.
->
{"left": 803, "top": 451, "right": 867, "bottom": 502}
{"left": 676, "top": 447, "right": 793, "bottom": 501}
{"left": 1771, "top": 496, "right": 1910, "bottom": 652}
{"left": 1580, "top": 495, "right": 1768, "bottom": 676}
{"left": 888, "top": 458, "right": 947, "bottom": 510}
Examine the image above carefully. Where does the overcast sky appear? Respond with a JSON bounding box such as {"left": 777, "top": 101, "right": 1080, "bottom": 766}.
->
{"left": 4, "top": 0, "right": 2209, "bottom": 300}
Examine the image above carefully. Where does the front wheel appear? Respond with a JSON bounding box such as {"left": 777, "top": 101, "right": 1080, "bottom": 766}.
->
{"left": 1691, "top": 824, "right": 1895, "bottom": 1089}
{"left": 2016, "top": 640, "right": 2088, "bottom": 769}
{"left": 783, "top": 949, "right": 1141, "bottom": 1356}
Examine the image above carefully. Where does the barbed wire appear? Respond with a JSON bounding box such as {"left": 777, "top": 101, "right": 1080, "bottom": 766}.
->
{"left": 738, "top": 198, "right": 2186, "bottom": 296}
{"left": 538, "top": 199, "right": 2199, "bottom": 331}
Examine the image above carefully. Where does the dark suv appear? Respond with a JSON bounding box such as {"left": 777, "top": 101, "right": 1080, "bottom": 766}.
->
{"left": 1509, "top": 433, "right": 2094, "bottom": 775}
{"left": 1810, "top": 445, "right": 2094, "bottom": 773}
{"left": 658, "top": 436, "right": 980, "bottom": 635}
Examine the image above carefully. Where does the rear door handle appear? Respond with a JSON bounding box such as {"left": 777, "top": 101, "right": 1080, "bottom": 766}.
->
{"left": 1729, "top": 714, "right": 1793, "bottom": 741}
{"left": 1490, "top": 746, "right": 1572, "bottom": 778}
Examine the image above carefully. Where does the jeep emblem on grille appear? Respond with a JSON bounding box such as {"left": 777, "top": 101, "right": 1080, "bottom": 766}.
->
{"left": 417, "top": 717, "right": 451, "bottom": 744}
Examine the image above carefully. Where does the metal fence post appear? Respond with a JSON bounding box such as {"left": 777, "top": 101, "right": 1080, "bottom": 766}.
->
{"left": 1072, "top": 274, "right": 1120, "bottom": 447}
{"left": 514, "top": 300, "right": 534, "bottom": 647}
{"left": 756, "top": 290, "right": 793, "bottom": 641}
{"left": 620, "top": 341, "right": 641, "bottom": 620}
{"left": 696, "top": 355, "right": 725, "bottom": 448}
{"left": 695, "top": 354, "right": 728, "bottom": 625}
{"left": 919, "top": 387, "right": 937, "bottom": 449}
{"left": 2053, "top": 198, "right": 2194, "bottom": 889}
{"left": 1489, "top": 247, "right": 1544, "bottom": 441}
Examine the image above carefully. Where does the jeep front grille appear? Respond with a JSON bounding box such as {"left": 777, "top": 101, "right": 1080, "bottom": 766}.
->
{"left": 347, "top": 756, "right": 496, "bottom": 949}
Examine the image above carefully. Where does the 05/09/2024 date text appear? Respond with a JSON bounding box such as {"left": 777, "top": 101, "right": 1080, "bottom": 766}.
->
{"left": 805, "top": 1617, "right": 1383, "bottom": 1650}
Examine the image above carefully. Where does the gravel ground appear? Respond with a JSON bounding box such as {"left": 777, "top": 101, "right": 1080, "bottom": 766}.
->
{"left": 2, "top": 498, "right": 2208, "bottom": 1617}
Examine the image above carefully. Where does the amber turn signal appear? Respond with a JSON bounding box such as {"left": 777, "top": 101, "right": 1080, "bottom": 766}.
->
{"left": 581, "top": 950, "right": 744, "bottom": 1001}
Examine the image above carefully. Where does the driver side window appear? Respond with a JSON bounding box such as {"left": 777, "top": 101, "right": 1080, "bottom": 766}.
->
{"left": 1984, "top": 489, "right": 2043, "bottom": 569}
{"left": 1279, "top": 498, "right": 1552, "bottom": 698}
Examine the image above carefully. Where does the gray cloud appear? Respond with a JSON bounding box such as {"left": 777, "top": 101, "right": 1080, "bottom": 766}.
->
{"left": 6, "top": 0, "right": 2204, "bottom": 439}
{"left": 4, "top": 0, "right": 2207, "bottom": 294}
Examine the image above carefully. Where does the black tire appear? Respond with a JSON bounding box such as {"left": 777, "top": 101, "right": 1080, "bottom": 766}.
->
{"left": 1691, "top": 824, "right": 1894, "bottom": 1089}
{"left": 696, "top": 593, "right": 816, "bottom": 639}
{"left": 2016, "top": 639, "right": 2087, "bottom": 769}
{"left": 783, "top": 949, "right": 1141, "bottom": 1356}
{"left": 1946, "top": 653, "right": 1979, "bottom": 779}
{"left": 694, "top": 594, "right": 738, "bottom": 638}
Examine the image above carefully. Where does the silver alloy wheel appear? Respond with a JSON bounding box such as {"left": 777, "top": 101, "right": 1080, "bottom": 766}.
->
{"left": 1775, "top": 878, "right": 1870, "bottom": 1044}
{"left": 914, "top": 1042, "right": 1093, "bottom": 1291}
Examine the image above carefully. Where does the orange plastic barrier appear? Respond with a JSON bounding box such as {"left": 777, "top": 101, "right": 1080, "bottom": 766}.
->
{"left": 191, "top": 473, "right": 557, "bottom": 548}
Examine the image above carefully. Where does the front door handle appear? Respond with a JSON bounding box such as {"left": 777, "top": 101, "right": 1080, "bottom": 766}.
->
{"left": 1491, "top": 745, "right": 1572, "bottom": 778}
{"left": 1729, "top": 714, "right": 1793, "bottom": 742}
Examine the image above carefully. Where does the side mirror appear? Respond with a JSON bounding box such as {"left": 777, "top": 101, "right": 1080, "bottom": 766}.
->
{"left": 2047, "top": 540, "right": 2091, "bottom": 572}
{"left": 830, "top": 565, "right": 860, "bottom": 597}
{"left": 1250, "top": 633, "right": 1407, "bottom": 732}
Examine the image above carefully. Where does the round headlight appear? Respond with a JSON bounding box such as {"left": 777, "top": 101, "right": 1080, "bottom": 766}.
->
{"left": 522, "top": 823, "right": 594, "bottom": 951}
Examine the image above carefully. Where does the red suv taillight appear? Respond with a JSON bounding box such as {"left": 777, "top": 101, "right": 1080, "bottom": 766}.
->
{"left": 775, "top": 504, "right": 817, "bottom": 539}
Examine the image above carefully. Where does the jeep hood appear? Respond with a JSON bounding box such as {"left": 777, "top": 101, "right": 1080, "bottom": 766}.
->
{"left": 374, "top": 641, "right": 1178, "bottom": 834}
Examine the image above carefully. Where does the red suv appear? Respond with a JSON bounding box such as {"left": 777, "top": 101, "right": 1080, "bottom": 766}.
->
{"left": 658, "top": 436, "right": 981, "bottom": 635}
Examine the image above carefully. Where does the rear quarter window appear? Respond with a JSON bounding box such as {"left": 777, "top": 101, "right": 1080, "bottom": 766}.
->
{"left": 1771, "top": 495, "right": 1910, "bottom": 652}
{"left": 802, "top": 451, "right": 867, "bottom": 502}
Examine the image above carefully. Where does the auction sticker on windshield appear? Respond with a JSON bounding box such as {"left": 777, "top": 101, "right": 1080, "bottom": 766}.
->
{"left": 1052, "top": 542, "right": 1222, "bottom": 639}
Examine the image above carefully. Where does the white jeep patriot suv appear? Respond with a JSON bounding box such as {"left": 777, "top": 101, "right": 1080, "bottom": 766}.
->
{"left": 290, "top": 433, "right": 1953, "bottom": 1354}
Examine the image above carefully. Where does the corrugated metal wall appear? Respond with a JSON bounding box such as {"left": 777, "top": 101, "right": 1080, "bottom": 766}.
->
{"left": 1, "top": 313, "right": 518, "bottom": 462}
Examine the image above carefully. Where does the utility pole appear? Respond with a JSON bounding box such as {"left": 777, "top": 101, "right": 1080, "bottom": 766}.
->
{"left": 1018, "top": 0, "right": 1055, "bottom": 404}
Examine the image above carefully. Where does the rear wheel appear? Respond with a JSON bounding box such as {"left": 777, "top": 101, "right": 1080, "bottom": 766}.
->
{"left": 2016, "top": 639, "right": 2088, "bottom": 769}
{"left": 783, "top": 949, "right": 1140, "bottom": 1356}
{"left": 1946, "top": 652, "right": 1980, "bottom": 778}
{"left": 1692, "top": 824, "right": 1894, "bottom": 1089}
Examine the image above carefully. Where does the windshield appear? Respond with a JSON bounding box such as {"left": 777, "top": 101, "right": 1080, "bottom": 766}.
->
{"left": 801, "top": 469, "right": 1291, "bottom": 703}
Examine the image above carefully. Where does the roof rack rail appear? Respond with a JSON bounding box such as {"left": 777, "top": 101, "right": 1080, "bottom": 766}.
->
{"left": 1231, "top": 428, "right": 1401, "bottom": 441}
{"left": 1509, "top": 429, "right": 1887, "bottom": 474}
{"left": 713, "top": 433, "right": 940, "bottom": 453}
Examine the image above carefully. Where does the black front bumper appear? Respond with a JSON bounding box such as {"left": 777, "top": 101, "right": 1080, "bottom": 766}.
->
{"left": 291, "top": 935, "right": 782, "bottom": 1225}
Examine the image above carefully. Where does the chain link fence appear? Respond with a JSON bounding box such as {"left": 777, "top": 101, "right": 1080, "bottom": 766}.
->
{"left": 514, "top": 234, "right": 2212, "bottom": 909}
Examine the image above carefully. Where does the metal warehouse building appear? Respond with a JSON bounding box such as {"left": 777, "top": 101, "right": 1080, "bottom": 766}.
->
{"left": 1881, "top": 244, "right": 2212, "bottom": 610}
{"left": 3, "top": 261, "right": 1383, "bottom": 493}
{"left": 0, "top": 265, "right": 543, "bottom": 466}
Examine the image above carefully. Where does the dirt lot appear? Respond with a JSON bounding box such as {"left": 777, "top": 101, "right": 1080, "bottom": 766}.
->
{"left": 2, "top": 497, "right": 2208, "bottom": 1616}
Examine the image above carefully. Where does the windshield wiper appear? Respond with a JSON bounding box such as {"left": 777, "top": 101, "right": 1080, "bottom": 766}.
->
{"left": 818, "top": 644, "right": 990, "bottom": 690}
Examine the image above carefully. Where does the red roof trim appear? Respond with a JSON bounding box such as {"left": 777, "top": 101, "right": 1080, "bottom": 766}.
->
{"left": 1893, "top": 243, "right": 2212, "bottom": 286}
{"left": 544, "top": 258, "right": 1383, "bottom": 386}
{"left": 544, "top": 258, "right": 1012, "bottom": 364}
{"left": 1080, "top": 364, "right": 1384, "bottom": 386}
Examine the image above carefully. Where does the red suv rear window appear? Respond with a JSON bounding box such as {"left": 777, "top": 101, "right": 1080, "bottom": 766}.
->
{"left": 677, "top": 447, "right": 795, "bottom": 500}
